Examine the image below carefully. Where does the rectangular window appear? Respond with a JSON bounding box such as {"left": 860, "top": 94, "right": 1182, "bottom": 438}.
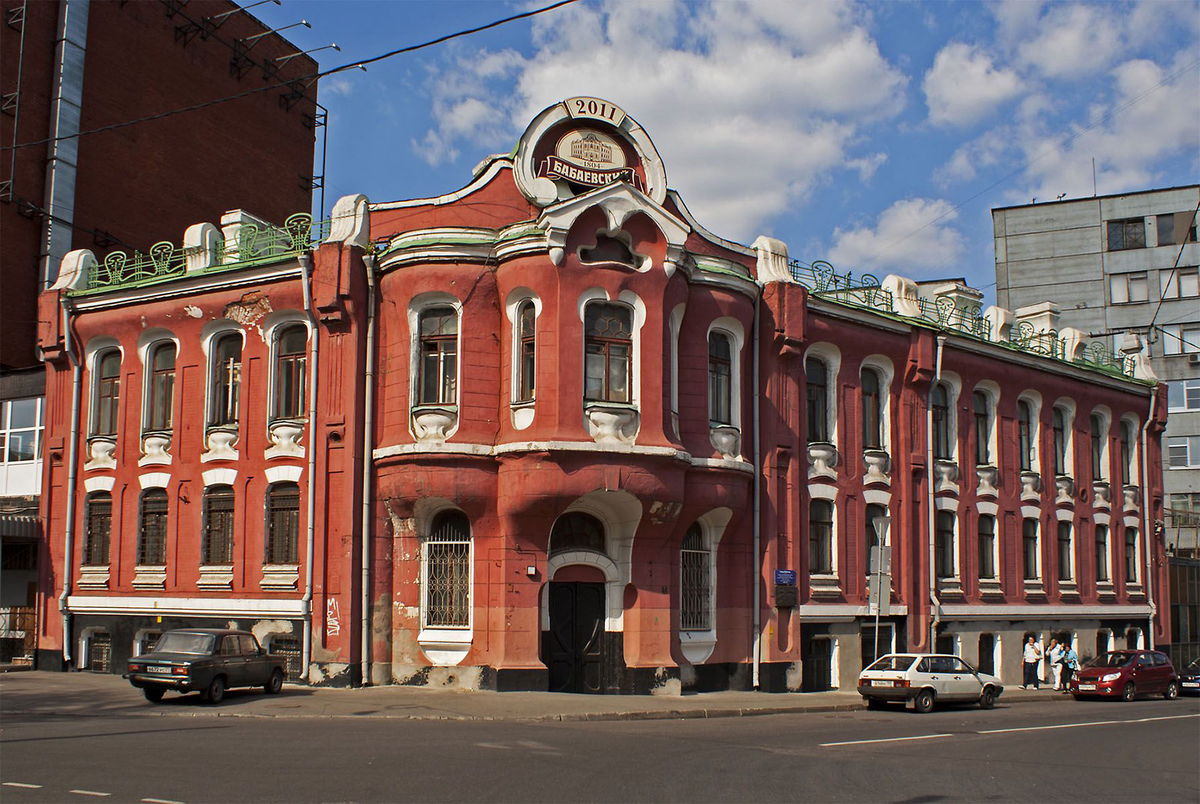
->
{"left": 209, "top": 334, "right": 242, "bottom": 426}
{"left": 276, "top": 326, "right": 308, "bottom": 418}
{"left": 147, "top": 343, "right": 176, "bottom": 432}
{"left": 806, "top": 360, "right": 829, "bottom": 443}
{"left": 1158, "top": 213, "right": 1199, "bottom": 246}
{"left": 1167, "top": 436, "right": 1200, "bottom": 469}
{"left": 861, "top": 369, "right": 883, "bottom": 450}
{"left": 932, "top": 384, "right": 951, "bottom": 460}
{"left": 1057, "top": 521, "right": 1073, "bottom": 582}
{"left": 202, "top": 486, "right": 235, "bottom": 566}
{"left": 1162, "top": 324, "right": 1200, "bottom": 355}
{"left": 94, "top": 351, "right": 121, "bottom": 436}
{"left": 1022, "top": 519, "right": 1039, "bottom": 580}
{"left": 1052, "top": 407, "right": 1068, "bottom": 476}
{"left": 1090, "top": 416, "right": 1102, "bottom": 482}
{"left": 1095, "top": 525, "right": 1110, "bottom": 583}
{"left": 1017, "top": 401, "right": 1033, "bottom": 472}
{"left": 584, "top": 304, "right": 633, "bottom": 404}
{"left": 515, "top": 302, "right": 536, "bottom": 403}
{"left": 1107, "top": 217, "right": 1146, "bottom": 251}
{"left": 809, "top": 500, "right": 833, "bottom": 575}
{"left": 978, "top": 515, "right": 996, "bottom": 580}
{"left": 973, "top": 391, "right": 991, "bottom": 466}
{"left": 708, "top": 333, "right": 733, "bottom": 425}
{"left": 935, "top": 511, "right": 956, "bottom": 580}
{"left": 1, "top": 397, "right": 44, "bottom": 464}
{"left": 680, "top": 525, "right": 711, "bottom": 631}
{"left": 1169, "top": 493, "right": 1200, "bottom": 528}
{"left": 1109, "top": 272, "right": 1150, "bottom": 304}
{"left": 266, "top": 484, "right": 300, "bottom": 565}
{"left": 138, "top": 490, "right": 168, "bottom": 566}
{"left": 1167, "top": 379, "right": 1200, "bottom": 412}
{"left": 424, "top": 512, "right": 471, "bottom": 628}
{"left": 1162, "top": 266, "right": 1200, "bottom": 299}
{"left": 83, "top": 493, "right": 112, "bottom": 566}
{"left": 1125, "top": 527, "right": 1139, "bottom": 583}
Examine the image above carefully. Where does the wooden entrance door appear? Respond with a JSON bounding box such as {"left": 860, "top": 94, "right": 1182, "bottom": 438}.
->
{"left": 548, "top": 581, "right": 605, "bottom": 694}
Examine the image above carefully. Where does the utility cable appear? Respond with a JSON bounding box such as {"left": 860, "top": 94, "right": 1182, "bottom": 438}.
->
{"left": 1147, "top": 199, "right": 1200, "bottom": 331}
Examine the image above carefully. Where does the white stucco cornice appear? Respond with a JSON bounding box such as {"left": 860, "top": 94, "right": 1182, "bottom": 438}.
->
{"left": 369, "top": 159, "right": 514, "bottom": 210}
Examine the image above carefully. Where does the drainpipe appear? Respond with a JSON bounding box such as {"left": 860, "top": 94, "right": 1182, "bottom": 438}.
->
{"left": 927, "top": 335, "right": 946, "bottom": 649}
{"left": 59, "top": 297, "right": 82, "bottom": 667}
{"left": 359, "top": 253, "right": 378, "bottom": 686}
{"left": 751, "top": 291, "right": 762, "bottom": 689}
{"left": 299, "top": 253, "right": 319, "bottom": 680}
{"left": 1140, "top": 388, "right": 1158, "bottom": 649}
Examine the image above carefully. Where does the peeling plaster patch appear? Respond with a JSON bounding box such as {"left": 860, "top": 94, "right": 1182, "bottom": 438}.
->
{"left": 424, "top": 665, "right": 484, "bottom": 690}
{"left": 647, "top": 501, "right": 681, "bottom": 525}
{"left": 392, "top": 628, "right": 421, "bottom": 667}
{"left": 307, "top": 662, "right": 350, "bottom": 685}
{"left": 785, "top": 661, "right": 803, "bottom": 692}
{"left": 251, "top": 619, "right": 295, "bottom": 645}
{"left": 679, "top": 662, "right": 697, "bottom": 688}
{"left": 183, "top": 305, "right": 203, "bottom": 318}
{"left": 370, "top": 662, "right": 393, "bottom": 686}
{"left": 650, "top": 666, "right": 681, "bottom": 696}
{"left": 223, "top": 291, "right": 273, "bottom": 339}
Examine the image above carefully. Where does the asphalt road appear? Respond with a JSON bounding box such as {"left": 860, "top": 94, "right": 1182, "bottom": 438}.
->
{"left": 2, "top": 696, "right": 1197, "bottom": 803}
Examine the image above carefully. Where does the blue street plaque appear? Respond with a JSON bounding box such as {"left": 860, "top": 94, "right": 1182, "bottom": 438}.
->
{"left": 774, "top": 569, "right": 797, "bottom": 586}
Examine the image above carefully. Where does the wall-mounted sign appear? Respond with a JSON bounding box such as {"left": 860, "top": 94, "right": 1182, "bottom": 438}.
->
{"left": 538, "top": 128, "right": 644, "bottom": 191}
{"left": 565, "top": 96, "right": 626, "bottom": 126}
{"left": 774, "top": 569, "right": 797, "bottom": 586}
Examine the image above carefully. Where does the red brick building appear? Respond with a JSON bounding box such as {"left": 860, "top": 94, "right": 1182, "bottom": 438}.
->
{"left": 34, "top": 98, "right": 1169, "bottom": 692}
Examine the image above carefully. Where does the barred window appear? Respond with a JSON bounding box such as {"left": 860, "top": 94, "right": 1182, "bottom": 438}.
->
{"left": 550, "top": 512, "right": 604, "bottom": 555}
{"left": 978, "top": 515, "right": 996, "bottom": 580}
{"left": 809, "top": 499, "right": 833, "bottom": 575}
{"left": 515, "top": 301, "right": 536, "bottom": 403}
{"left": 584, "top": 303, "right": 633, "bottom": 403}
{"left": 973, "top": 391, "right": 991, "bottom": 466}
{"left": 147, "top": 342, "right": 176, "bottom": 431}
{"left": 708, "top": 332, "right": 732, "bottom": 425}
{"left": 1095, "top": 524, "right": 1110, "bottom": 583}
{"left": 275, "top": 326, "right": 307, "bottom": 420}
{"left": 210, "top": 334, "right": 242, "bottom": 427}
{"left": 419, "top": 307, "right": 458, "bottom": 406}
{"left": 83, "top": 492, "right": 112, "bottom": 566}
{"left": 1107, "top": 217, "right": 1145, "bottom": 251}
{"left": 1057, "top": 521, "right": 1073, "bottom": 581}
{"left": 424, "top": 511, "right": 471, "bottom": 628}
{"left": 266, "top": 483, "right": 300, "bottom": 565}
{"left": 1022, "top": 518, "right": 1040, "bottom": 580}
{"left": 94, "top": 350, "right": 121, "bottom": 436}
{"left": 934, "top": 511, "right": 956, "bottom": 580}
{"left": 138, "top": 489, "right": 168, "bottom": 566}
{"left": 932, "top": 383, "right": 951, "bottom": 460}
{"left": 861, "top": 368, "right": 883, "bottom": 450}
{"left": 202, "top": 485, "right": 235, "bottom": 566}
{"left": 805, "top": 359, "right": 829, "bottom": 443}
{"left": 680, "top": 523, "right": 711, "bottom": 631}
{"left": 1017, "top": 400, "right": 1034, "bottom": 472}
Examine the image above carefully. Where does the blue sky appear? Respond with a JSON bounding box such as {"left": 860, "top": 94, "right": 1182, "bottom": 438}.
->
{"left": 255, "top": 0, "right": 1200, "bottom": 300}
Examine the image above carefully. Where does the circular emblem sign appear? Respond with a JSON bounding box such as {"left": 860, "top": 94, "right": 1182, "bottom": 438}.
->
{"left": 539, "top": 128, "right": 639, "bottom": 189}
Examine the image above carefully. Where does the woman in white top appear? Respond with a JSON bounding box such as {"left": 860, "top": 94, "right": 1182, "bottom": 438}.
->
{"left": 1047, "top": 638, "right": 1064, "bottom": 690}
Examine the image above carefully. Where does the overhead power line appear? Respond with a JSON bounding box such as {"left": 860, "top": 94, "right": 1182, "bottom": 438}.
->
{"left": 0, "top": 0, "right": 581, "bottom": 153}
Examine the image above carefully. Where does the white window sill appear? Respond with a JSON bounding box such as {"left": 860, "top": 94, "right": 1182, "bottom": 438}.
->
{"left": 679, "top": 629, "right": 716, "bottom": 665}
{"left": 261, "top": 564, "right": 299, "bottom": 590}
{"left": 132, "top": 566, "right": 166, "bottom": 589}
{"left": 418, "top": 627, "right": 473, "bottom": 666}
{"left": 78, "top": 566, "right": 110, "bottom": 590}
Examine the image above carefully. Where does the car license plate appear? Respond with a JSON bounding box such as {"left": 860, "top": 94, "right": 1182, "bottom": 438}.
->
{"left": 867, "top": 680, "right": 891, "bottom": 687}
{"left": 147, "top": 666, "right": 172, "bottom": 674}
{"left": 1078, "top": 683, "right": 1096, "bottom": 691}
{"left": 1183, "top": 681, "right": 1199, "bottom": 688}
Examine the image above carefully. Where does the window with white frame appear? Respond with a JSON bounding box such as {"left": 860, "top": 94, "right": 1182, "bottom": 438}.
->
{"left": 1, "top": 397, "right": 43, "bottom": 464}
{"left": 202, "top": 485, "right": 235, "bottom": 566}
{"left": 1017, "top": 399, "right": 1035, "bottom": 472}
{"left": 1107, "top": 217, "right": 1146, "bottom": 251}
{"left": 1169, "top": 492, "right": 1200, "bottom": 528}
{"left": 92, "top": 350, "right": 121, "bottom": 436}
{"left": 680, "top": 523, "right": 711, "bottom": 631}
{"left": 806, "top": 358, "right": 830, "bottom": 443}
{"left": 1057, "top": 521, "right": 1073, "bottom": 582}
{"left": 1167, "top": 379, "right": 1200, "bottom": 412}
{"left": 418, "top": 307, "right": 458, "bottom": 406}
{"left": 809, "top": 499, "right": 833, "bottom": 575}
{"left": 861, "top": 368, "right": 883, "bottom": 450}
{"left": 932, "top": 383, "right": 951, "bottom": 460}
{"left": 83, "top": 491, "right": 112, "bottom": 566}
{"left": 708, "top": 332, "right": 733, "bottom": 426}
{"left": 145, "top": 341, "right": 176, "bottom": 432}
{"left": 1162, "top": 266, "right": 1200, "bottom": 299}
{"left": 1167, "top": 435, "right": 1200, "bottom": 469}
{"left": 514, "top": 300, "right": 536, "bottom": 404}
{"left": 973, "top": 390, "right": 993, "bottom": 466}
{"left": 1095, "top": 524, "right": 1110, "bottom": 583}
{"left": 423, "top": 510, "right": 471, "bottom": 628}
{"left": 978, "top": 515, "right": 997, "bottom": 580}
{"left": 1089, "top": 414, "right": 1105, "bottom": 482}
{"left": 1052, "top": 405, "right": 1071, "bottom": 477}
{"left": 265, "top": 482, "right": 300, "bottom": 565}
{"left": 138, "top": 489, "right": 168, "bottom": 566}
{"left": 1109, "top": 271, "right": 1150, "bottom": 304}
{"left": 1162, "top": 324, "right": 1200, "bottom": 355}
{"left": 209, "top": 333, "right": 242, "bottom": 427}
{"left": 1120, "top": 420, "right": 1137, "bottom": 483}
{"left": 584, "top": 303, "right": 633, "bottom": 403}
{"left": 274, "top": 325, "right": 308, "bottom": 419}
{"left": 935, "top": 511, "right": 956, "bottom": 580}
{"left": 865, "top": 503, "right": 887, "bottom": 576}
{"left": 1124, "top": 526, "right": 1139, "bottom": 584}
{"left": 1022, "top": 518, "right": 1040, "bottom": 580}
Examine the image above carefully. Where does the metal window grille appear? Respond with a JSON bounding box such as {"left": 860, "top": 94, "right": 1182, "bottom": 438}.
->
{"left": 203, "top": 486, "right": 235, "bottom": 565}
{"left": 805, "top": 359, "right": 828, "bottom": 443}
{"left": 680, "top": 524, "right": 711, "bottom": 631}
{"left": 266, "top": 484, "right": 300, "bottom": 565}
{"left": 424, "top": 511, "right": 471, "bottom": 628}
{"left": 708, "top": 333, "right": 732, "bottom": 425}
{"left": 84, "top": 493, "right": 112, "bottom": 566}
{"left": 138, "top": 490, "right": 168, "bottom": 566}
{"left": 809, "top": 500, "right": 833, "bottom": 574}
{"left": 95, "top": 351, "right": 121, "bottom": 436}
{"left": 583, "top": 304, "right": 632, "bottom": 403}
{"left": 276, "top": 326, "right": 307, "bottom": 419}
{"left": 89, "top": 632, "right": 112, "bottom": 673}
{"left": 271, "top": 636, "right": 303, "bottom": 681}
{"left": 419, "top": 308, "right": 458, "bottom": 405}
{"left": 148, "top": 342, "right": 176, "bottom": 431}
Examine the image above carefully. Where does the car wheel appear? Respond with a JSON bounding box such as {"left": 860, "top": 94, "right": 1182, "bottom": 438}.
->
{"left": 143, "top": 688, "right": 165, "bottom": 703}
{"left": 1121, "top": 682, "right": 1136, "bottom": 702}
{"left": 265, "top": 669, "right": 284, "bottom": 695}
{"left": 865, "top": 697, "right": 884, "bottom": 710}
{"left": 979, "top": 687, "right": 996, "bottom": 710}
{"left": 1164, "top": 681, "right": 1179, "bottom": 700}
{"left": 914, "top": 689, "right": 935, "bottom": 714}
{"left": 206, "top": 676, "right": 226, "bottom": 705}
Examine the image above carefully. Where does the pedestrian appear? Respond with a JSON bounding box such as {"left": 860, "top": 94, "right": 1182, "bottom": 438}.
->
{"left": 1022, "top": 635, "right": 1043, "bottom": 689}
{"left": 1047, "top": 637, "right": 1063, "bottom": 690}
{"left": 1061, "top": 642, "right": 1080, "bottom": 693}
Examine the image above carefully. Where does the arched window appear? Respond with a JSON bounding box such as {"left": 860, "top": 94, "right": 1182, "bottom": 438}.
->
{"left": 147, "top": 342, "right": 176, "bottom": 432}
{"left": 138, "top": 489, "right": 168, "bottom": 567}
{"left": 83, "top": 492, "right": 112, "bottom": 566}
{"left": 93, "top": 350, "right": 121, "bottom": 436}
{"left": 809, "top": 499, "right": 833, "bottom": 575}
{"left": 1022, "top": 518, "right": 1040, "bottom": 580}
{"left": 680, "top": 523, "right": 711, "bottom": 631}
{"left": 265, "top": 482, "right": 300, "bottom": 565}
{"left": 549, "top": 512, "right": 605, "bottom": 555}
{"left": 934, "top": 511, "right": 956, "bottom": 579}
{"left": 210, "top": 334, "right": 242, "bottom": 427}
{"left": 932, "top": 383, "right": 951, "bottom": 459}
{"left": 275, "top": 325, "right": 308, "bottom": 419}
{"left": 424, "top": 510, "right": 471, "bottom": 628}
{"left": 1089, "top": 414, "right": 1104, "bottom": 481}
{"left": 1095, "top": 524, "right": 1110, "bottom": 583}
{"left": 1057, "top": 521, "right": 1073, "bottom": 581}
{"left": 515, "top": 301, "right": 536, "bottom": 403}
{"left": 978, "top": 515, "right": 996, "bottom": 580}
{"left": 202, "top": 485, "right": 235, "bottom": 566}
{"left": 805, "top": 359, "right": 829, "bottom": 443}
{"left": 708, "top": 332, "right": 732, "bottom": 425}
{"left": 1052, "top": 406, "right": 1068, "bottom": 476}
{"left": 584, "top": 303, "right": 633, "bottom": 403}
{"left": 861, "top": 368, "right": 883, "bottom": 450}
{"left": 1017, "top": 401, "right": 1034, "bottom": 471}
{"left": 865, "top": 503, "right": 887, "bottom": 575}
{"left": 418, "top": 307, "right": 458, "bottom": 406}
{"left": 973, "top": 391, "right": 991, "bottom": 466}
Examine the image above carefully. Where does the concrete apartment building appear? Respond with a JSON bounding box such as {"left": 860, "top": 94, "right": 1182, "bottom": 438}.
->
{"left": 993, "top": 186, "right": 1200, "bottom": 667}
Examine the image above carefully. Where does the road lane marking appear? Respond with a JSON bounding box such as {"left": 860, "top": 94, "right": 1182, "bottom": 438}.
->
{"left": 142, "top": 798, "right": 185, "bottom": 804}
{"left": 821, "top": 733, "right": 954, "bottom": 747}
{"left": 3, "top": 783, "right": 44, "bottom": 789}
{"left": 69, "top": 791, "right": 112, "bottom": 797}
{"left": 979, "top": 713, "right": 1200, "bottom": 734}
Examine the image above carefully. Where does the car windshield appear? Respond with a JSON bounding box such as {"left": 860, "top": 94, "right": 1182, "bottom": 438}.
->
{"left": 864, "top": 656, "right": 916, "bottom": 672}
{"left": 1089, "top": 652, "right": 1135, "bottom": 668}
{"left": 151, "top": 633, "right": 216, "bottom": 655}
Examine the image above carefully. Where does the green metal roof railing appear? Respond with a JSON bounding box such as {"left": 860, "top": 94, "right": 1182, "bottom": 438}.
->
{"left": 82, "top": 213, "right": 330, "bottom": 293}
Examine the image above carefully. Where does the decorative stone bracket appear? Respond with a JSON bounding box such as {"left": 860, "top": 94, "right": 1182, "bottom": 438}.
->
{"left": 1122, "top": 484, "right": 1142, "bottom": 510}
{"left": 1020, "top": 470, "right": 1042, "bottom": 501}
{"left": 201, "top": 426, "right": 239, "bottom": 462}
{"left": 584, "top": 403, "right": 639, "bottom": 445}
{"left": 1054, "top": 475, "right": 1075, "bottom": 505}
{"left": 709, "top": 425, "right": 741, "bottom": 460}
{"left": 261, "top": 564, "right": 299, "bottom": 591}
{"left": 138, "top": 431, "right": 172, "bottom": 467}
{"left": 265, "top": 419, "right": 306, "bottom": 460}
{"left": 1092, "top": 480, "right": 1111, "bottom": 509}
{"left": 934, "top": 459, "right": 959, "bottom": 494}
{"left": 807, "top": 442, "right": 839, "bottom": 480}
{"left": 975, "top": 465, "right": 999, "bottom": 497}
{"left": 84, "top": 436, "right": 116, "bottom": 471}
{"left": 862, "top": 449, "right": 891, "bottom": 486}
{"left": 412, "top": 406, "right": 458, "bottom": 442}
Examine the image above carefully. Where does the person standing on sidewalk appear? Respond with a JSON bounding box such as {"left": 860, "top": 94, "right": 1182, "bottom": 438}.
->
{"left": 1060, "top": 642, "right": 1080, "bottom": 693}
{"left": 1047, "top": 637, "right": 1064, "bottom": 690}
{"left": 1022, "top": 636, "right": 1043, "bottom": 689}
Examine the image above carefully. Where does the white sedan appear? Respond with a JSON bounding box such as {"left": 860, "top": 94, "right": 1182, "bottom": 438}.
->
{"left": 858, "top": 653, "right": 1004, "bottom": 713}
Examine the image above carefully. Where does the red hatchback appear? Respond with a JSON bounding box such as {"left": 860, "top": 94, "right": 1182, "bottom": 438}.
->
{"left": 1070, "top": 650, "right": 1180, "bottom": 701}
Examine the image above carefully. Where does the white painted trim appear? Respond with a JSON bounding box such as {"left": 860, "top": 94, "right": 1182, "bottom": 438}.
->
{"left": 84, "top": 476, "right": 114, "bottom": 493}
{"left": 1021, "top": 505, "right": 1041, "bottom": 519}
{"left": 371, "top": 159, "right": 512, "bottom": 210}
{"left": 977, "top": 501, "right": 999, "bottom": 516}
{"left": 1094, "top": 512, "right": 1111, "bottom": 526}
{"left": 265, "top": 465, "right": 304, "bottom": 484}
{"left": 202, "top": 468, "right": 237, "bottom": 486}
{"left": 808, "top": 483, "right": 838, "bottom": 501}
{"left": 803, "top": 343, "right": 842, "bottom": 445}
{"left": 66, "top": 595, "right": 306, "bottom": 617}
{"left": 939, "top": 604, "right": 1152, "bottom": 619}
{"left": 1123, "top": 515, "right": 1140, "bottom": 528}
{"left": 138, "top": 472, "right": 170, "bottom": 489}
{"left": 935, "top": 496, "right": 959, "bottom": 511}
{"left": 863, "top": 489, "right": 892, "bottom": 506}
{"left": 546, "top": 550, "right": 623, "bottom": 632}
{"left": 1056, "top": 508, "right": 1075, "bottom": 521}
{"left": 72, "top": 263, "right": 305, "bottom": 311}
{"left": 796, "top": 603, "right": 909, "bottom": 619}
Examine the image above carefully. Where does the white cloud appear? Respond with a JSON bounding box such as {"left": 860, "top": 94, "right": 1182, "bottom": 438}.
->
{"left": 846, "top": 152, "right": 888, "bottom": 182}
{"left": 923, "top": 43, "right": 1023, "bottom": 126}
{"left": 934, "top": 129, "right": 1010, "bottom": 186}
{"left": 1014, "top": 4, "right": 1126, "bottom": 79}
{"left": 828, "top": 198, "right": 964, "bottom": 274}
{"left": 416, "top": 0, "right": 907, "bottom": 239}
{"left": 322, "top": 77, "right": 355, "bottom": 98}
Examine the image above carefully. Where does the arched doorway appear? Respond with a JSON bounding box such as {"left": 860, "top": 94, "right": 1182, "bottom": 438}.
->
{"left": 546, "top": 513, "right": 608, "bottom": 694}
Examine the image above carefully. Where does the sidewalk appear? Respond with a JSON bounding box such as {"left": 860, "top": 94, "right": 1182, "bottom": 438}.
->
{"left": 0, "top": 670, "right": 1073, "bottom": 723}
